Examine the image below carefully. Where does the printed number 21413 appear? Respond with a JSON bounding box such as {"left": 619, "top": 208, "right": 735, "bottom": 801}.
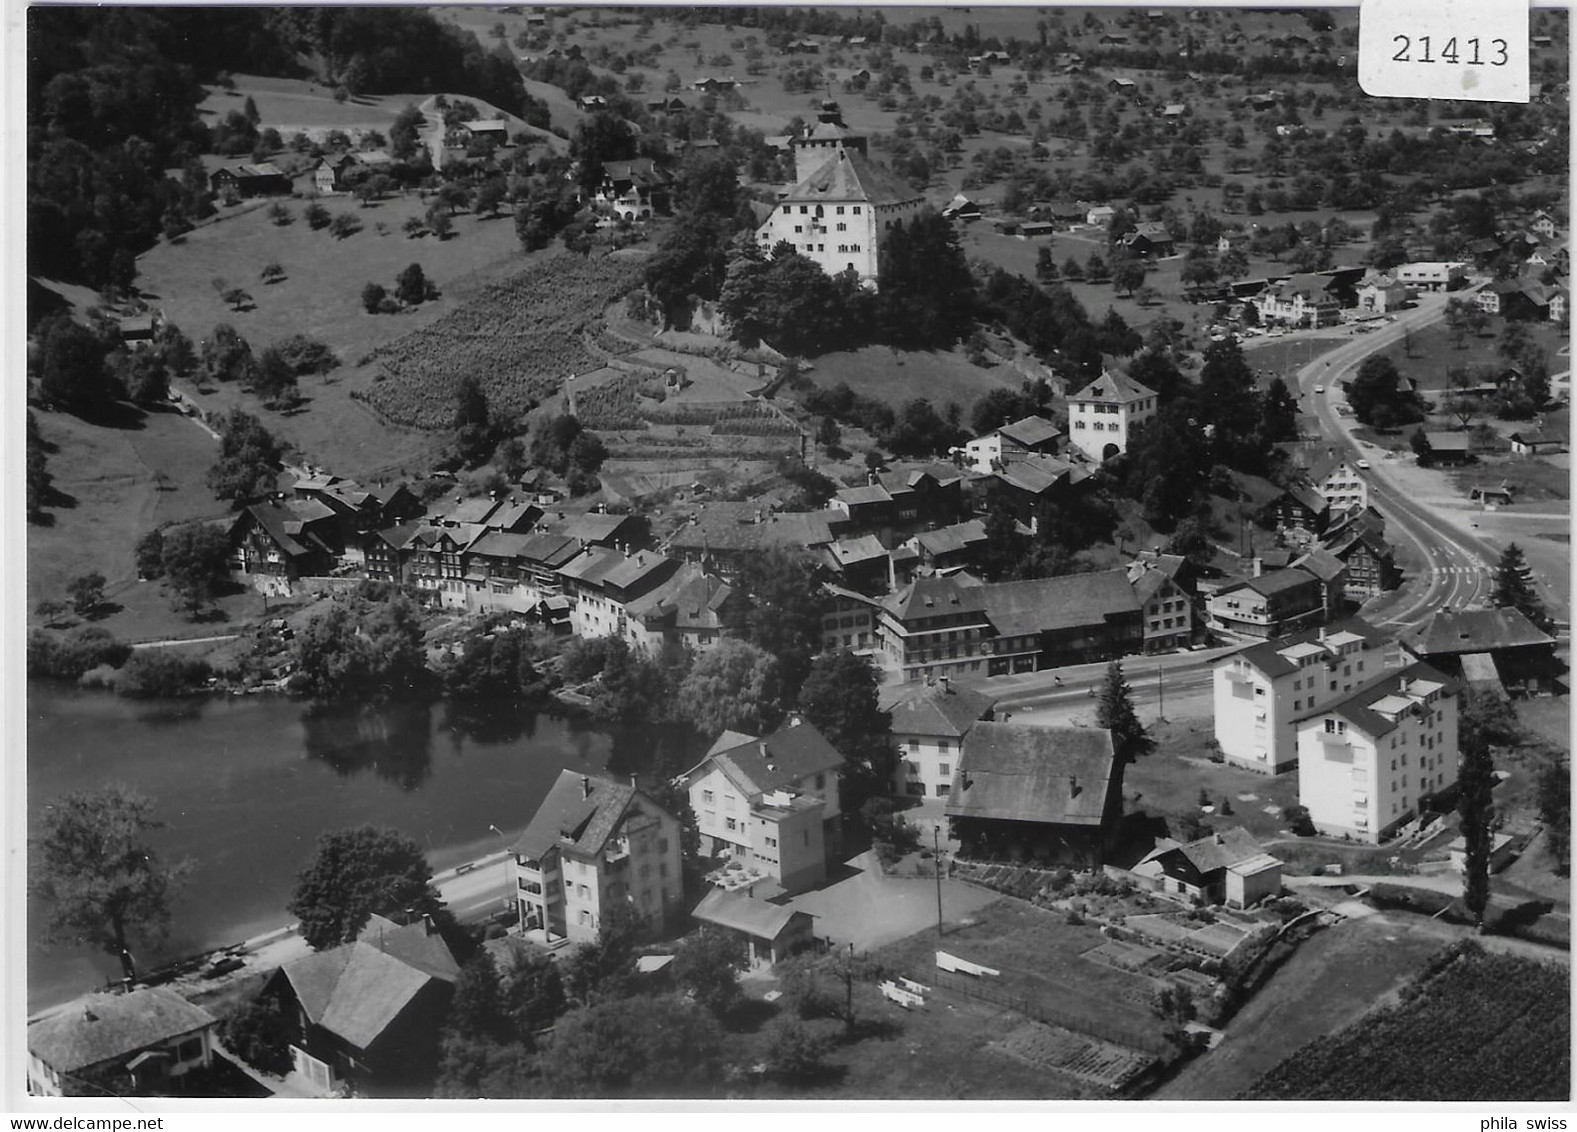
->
{"left": 1391, "top": 35, "right": 1509, "bottom": 66}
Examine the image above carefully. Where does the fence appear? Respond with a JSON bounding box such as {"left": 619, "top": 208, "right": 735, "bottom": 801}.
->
{"left": 912, "top": 965, "right": 1171, "bottom": 1056}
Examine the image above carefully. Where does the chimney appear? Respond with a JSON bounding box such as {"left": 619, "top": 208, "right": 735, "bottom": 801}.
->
{"left": 581, "top": 775, "right": 592, "bottom": 799}
{"left": 1069, "top": 775, "right": 1081, "bottom": 797}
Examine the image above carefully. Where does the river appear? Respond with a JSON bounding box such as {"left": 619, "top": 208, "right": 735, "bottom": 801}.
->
{"left": 25, "top": 680, "right": 697, "bottom": 1014}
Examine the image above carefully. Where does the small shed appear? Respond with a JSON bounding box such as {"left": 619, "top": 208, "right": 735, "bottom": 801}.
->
{"left": 1509, "top": 429, "right": 1563, "bottom": 456}
{"left": 1449, "top": 832, "right": 1517, "bottom": 876}
{"left": 691, "top": 887, "right": 815, "bottom": 968}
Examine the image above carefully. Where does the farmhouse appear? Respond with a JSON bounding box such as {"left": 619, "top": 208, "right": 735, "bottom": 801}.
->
{"left": 1421, "top": 431, "right": 1473, "bottom": 465}
{"left": 1322, "top": 510, "right": 1400, "bottom": 600}
{"left": 754, "top": 100, "right": 926, "bottom": 288}
{"left": 947, "top": 723, "right": 1124, "bottom": 867}
{"left": 1120, "top": 222, "right": 1175, "bottom": 258}
{"left": 1401, "top": 607, "right": 1560, "bottom": 695}
{"left": 27, "top": 988, "right": 218, "bottom": 1098}
{"left": 230, "top": 499, "right": 339, "bottom": 580}
{"left": 884, "top": 677, "right": 998, "bottom": 799}
{"left": 962, "top": 413, "right": 1062, "bottom": 473}
{"left": 1509, "top": 428, "right": 1563, "bottom": 455}
{"left": 458, "top": 119, "right": 509, "bottom": 145}
{"left": 210, "top": 162, "right": 291, "bottom": 197}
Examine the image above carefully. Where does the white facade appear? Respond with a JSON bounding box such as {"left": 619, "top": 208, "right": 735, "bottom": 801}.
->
{"left": 896, "top": 732, "right": 961, "bottom": 799}
{"left": 1212, "top": 626, "right": 1392, "bottom": 773}
{"left": 1067, "top": 377, "right": 1157, "bottom": 462}
{"left": 1297, "top": 670, "right": 1457, "bottom": 843}
{"left": 1314, "top": 460, "right": 1369, "bottom": 517}
{"left": 1394, "top": 262, "right": 1466, "bottom": 291}
{"left": 962, "top": 432, "right": 1005, "bottom": 474}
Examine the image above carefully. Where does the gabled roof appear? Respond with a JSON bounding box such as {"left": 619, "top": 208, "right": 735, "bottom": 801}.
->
{"left": 465, "top": 119, "right": 509, "bottom": 132}
{"left": 695, "top": 719, "right": 845, "bottom": 795}
{"left": 1324, "top": 661, "right": 1458, "bottom": 738}
{"left": 1140, "top": 827, "right": 1272, "bottom": 876}
{"left": 1129, "top": 554, "right": 1185, "bottom": 603}
{"left": 1293, "top": 545, "right": 1346, "bottom": 582}
{"left": 466, "top": 531, "right": 541, "bottom": 560}
{"left": 223, "top": 162, "right": 286, "bottom": 178}
{"left": 1240, "top": 566, "right": 1321, "bottom": 598}
{"left": 836, "top": 483, "right": 892, "bottom": 507}
{"left": 551, "top": 511, "right": 637, "bottom": 546}
{"left": 997, "top": 454, "right": 1082, "bottom": 495}
{"left": 781, "top": 148, "right": 923, "bottom": 206}
{"left": 370, "top": 520, "right": 422, "bottom": 551}
{"left": 915, "top": 519, "right": 988, "bottom": 558}
{"left": 1068, "top": 368, "right": 1156, "bottom": 405}
{"left": 435, "top": 496, "right": 504, "bottom": 526}
{"left": 516, "top": 531, "right": 581, "bottom": 568}
{"left": 1423, "top": 430, "right": 1472, "bottom": 451}
{"left": 946, "top": 723, "right": 1117, "bottom": 826}
{"left": 692, "top": 887, "right": 811, "bottom": 941}
{"left": 514, "top": 770, "right": 638, "bottom": 859}
{"left": 977, "top": 570, "right": 1140, "bottom": 637}
{"left": 997, "top": 414, "right": 1061, "bottom": 449}
{"left": 1223, "top": 617, "right": 1389, "bottom": 678}
{"left": 1402, "top": 607, "right": 1557, "bottom": 656}
{"left": 244, "top": 501, "right": 319, "bottom": 558}
{"left": 29, "top": 988, "right": 217, "bottom": 1075}
{"left": 884, "top": 573, "right": 990, "bottom": 621}
{"left": 667, "top": 504, "right": 837, "bottom": 554}
{"left": 883, "top": 679, "right": 997, "bottom": 739}
{"left": 826, "top": 534, "right": 887, "bottom": 567}
{"left": 601, "top": 158, "right": 672, "bottom": 188}
{"left": 600, "top": 551, "right": 673, "bottom": 593}
{"left": 624, "top": 562, "right": 734, "bottom": 630}
{"left": 557, "top": 545, "right": 625, "bottom": 585}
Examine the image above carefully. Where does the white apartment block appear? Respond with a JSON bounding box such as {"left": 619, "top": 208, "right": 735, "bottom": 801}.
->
{"left": 1297, "top": 664, "right": 1459, "bottom": 843}
{"left": 1212, "top": 620, "right": 1396, "bottom": 773}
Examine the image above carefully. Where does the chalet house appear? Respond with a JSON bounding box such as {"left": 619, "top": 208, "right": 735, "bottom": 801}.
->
{"left": 1530, "top": 211, "right": 1559, "bottom": 239}
{"left": 1478, "top": 278, "right": 1568, "bottom": 322}
{"left": 1086, "top": 204, "right": 1117, "bottom": 227}
{"left": 908, "top": 518, "right": 990, "bottom": 576}
{"left": 947, "top": 723, "right": 1124, "bottom": 866}
{"left": 430, "top": 494, "right": 504, "bottom": 529}
{"left": 1304, "top": 449, "right": 1369, "bottom": 516}
{"left": 312, "top": 153, "right": 360, "bottom": 194}
{"left": 682, "top": 720, "right": 845, "bottom": 895}
{"left": 512, "top": 771, "right": 683, "bottom": 945}
{"left": 590, "top": 158, "right": 674, "bottom": 220}
{"left": 785, "top": 38, "right": 820, "bottom": 54}
{"left": 1213, "top": 618, "right": 1400, "bottom": 773}
{"left": 1296, "top": 664, "right": 1459, "bottom": 843}
{"left": 264, "top": 914, "right": 458, "bottom": 1097}
{"left": 364, "top": 522, "right": 422, "bottom": 585}
{"left": 1133, "top": 828, "right": 1283, "bottom": 907}
{"left": 576, "top": 94, "right": 608, "bottom": 111}
{"left": 691, "top": 76, "right": 738, "bottom": 93}
{"left": 1401, "top": 607, "right": 1560, "bottom": 695}
{"left": 1510, "top": 428, "right": 1564, "bottom": 455}
{"left": 1322, "top": 510, "right": 1399, "bottom": 600}
{"left": 458, "top": 119, "right": 509, "bottom": 145}
{"left": 406, "top": 524, "right": 480, "bottom": 607}
{"left": 1393, "top": 262, "right": 1465, "bottom": 292}
{"left": 963, "top": 414, "right": 1062, "bottom": 473}
{"left": 665, "top": 503, "right": 837, "bottom": 582}
{"left": 822, "top": 533, "right": 889, "bottom": 594}
{"left": 28, "top": 988, "right": 218, "bottom": 1098}
{"left": 231, "top": 498, "right": 339, "bottom": 580}
{"left": 647, "top": 97, "right": 687, "bottom": 114}
{"left": 691, "top": 887, "right": 816, "bottom": 968}
{"left": 941, "top": 193, "right": 982, "bottom": 222}
{"left": 558, "top": 546, "right": 680, "bottom": 639}
{"left": 1066, "top": 367, "right": 1158, "bottom": 462}
{"left": 621, "top": 561, "right": 744, "bottom": 653}
{"left": 829, "top": 467, "right": 965, "bottom": 542}
{"left": 820, "top": 584, "right": 882, "bottom": 654}
{"left": 1255, "top": 273, "right": 1343, "bottom": 328}
{"left": 118, "top": 312, "right": 160, "bottom": 348}
{"left": 210, "top": 162, "right": 291, "bottom": 197}
{"left": 976, "top": 454, "right": 1087, "bottom": 528}
{"left": 1121, "top": 222, "right": 1175, "bottom": 258}
{"left": 1422, "top": 431, "right": 1473, "bottom": 465}
{"left": 1128, "top": 552, "right": 1193, "bottom": 653}
{"left": 1229, "top": 473, "right": 1330, "bottom": 541}
{"left": 885, "top": 677, "right": 997, "bottom": 799}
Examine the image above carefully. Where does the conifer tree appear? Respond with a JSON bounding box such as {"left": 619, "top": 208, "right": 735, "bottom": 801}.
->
{"left": 1096, "top": 661, "right": 1154, "bottom": 765}
{"left": 1491, "top": 544, "right": 1548, "bottom": 629}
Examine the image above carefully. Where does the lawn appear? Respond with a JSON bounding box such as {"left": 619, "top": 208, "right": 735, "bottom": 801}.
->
{"left": 1155, "top": 914, "right": 1474, "bottom": 1099}
{"left": 800, "top": 343, "right": 1018, "bottom": 415}
{"left": 200, "top": 75, "right": 412, "bottom": 136}
{"left": 1377, "top": 320, "right": 1568, "bottom": 392}
{"left": 28, "top": 405, "right": 268, "bottom": 642}
{"left": 136, "top": 188, "right": 543, "bottom": 480}
{"left": 1448, "top": 455, "right": 1570, "bottom": 502}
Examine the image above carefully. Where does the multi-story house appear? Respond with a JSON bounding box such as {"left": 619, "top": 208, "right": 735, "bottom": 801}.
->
{"left": 231, "top": 498, "right": 340, "bottom": 580}
{"left": 1066, "top": 368, "right": 1158, "bottom": 462}
{"left": 28, "top": 987, "right": 218, "bottom": 1098}
{"left": 885, "top": 678, "right": 997, "bottom": 799}
{"left": 665, "top": 503, "right": 837, "bottom": 583}
{"left": 1255, "top": 273, "right": 1342, "bottom": 328}
{"left": 681, "top": 720, "right": 845, "bottom": 895}
{"left": 1207, "top": 560, "right": 1333, "bottom": 639}
{"left": 364, "top": 522, "right": 422, "bottom": 584}
{"left": 821, "top": 584, "right": 882, "bottom": 653}
{"left": 1323, "top": 509, "right": 1399, "bottom": 600}
{"left": 984, "top": 454, "right": 1092, "bottom": 532}
{"left": 754, "top": 101, "right": 927, "bottom": 288}
{"left": 511, "top": 771, "right": 683, "bottom": 945}
{"left": 877, "top": 574, "right": 997, "bottom": 683}
{"left": 1354, "top": 269, "right": 1410, "bottom": 314}
{"left": 1128, "top": 553, "right": 1194, "bottom": 653}
{"left": 1393, "top": 261, "right": 1466, "bottom": 292}
{"left": 406, "top": 525, "right": 480, "bottom": 608}
{"left": 962, "top": 414, "right": 1063, "bottom": 473}
{"left": 622, "top": 562, "right": 743, "bottom": 654}
{"left": 588, "top": 158, "right": 673, "bottom": 220}
{"left": 557, "top": 547, "right": 679, "bottom": 640}
{"left": 1296, "top": 663, "right": 1459, "bottom": 842}
{"left": 1305, "top": 450, "right": 1369, "bottom": 517}
{"left": 1212, "top": 618, "right": 1396, "bottom": 773}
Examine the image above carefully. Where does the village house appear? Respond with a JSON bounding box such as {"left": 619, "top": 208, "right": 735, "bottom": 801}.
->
{"left": 312, "top": 153, "right": 359, "bottom": 193}
{"left": 1127, "top": 552, "right": 1194, "bottom": 653}
{"left": 820, "top": 584, "right": 882, "bottom": 654}
{"left": 981, "top": 454, "right": 1091, "bottom": 532}
{"left": 1509, "top": 428, "right": 1564, "bottom": 456}
{"left": 1133, "top": 828, "right": 1283, "bottom": 908}
{"left": 1322, "top": 509, "right": 1400, "bottom": 600}
{"left": 754, "top": 100, "right": 926, "bottom": 288}
{"left": 907, "top": 518, "right": 990, "bottom": 576}
{"left": 822, "top": 533, "right": 889, "bottom": 594}
{"left": 264, "top": 914, "right": 459, "bottom": 1097}
{"left": 620, "top": 561, "right": 742, "bottom": 653}
{"left": 1066, "top": 366, "right": 1158, "bottom": 462}
{"left": 665, "top": 503, "right": 837, "bottom": 582}
{"left": 1303, "top": 449, "right": 1369, "bottom": 517}
{"left": 690, "top": 887, "right": 816, "bottom": 969}
{"left": 829, "top": 467, "right": 966, "bottom": 543}
{"left": 1296, "top": 664, "right": 1459, "bottom": 843}
{"left": 691, "top": 76, "right": 739, "bottom": 93}
{"left": 405, "top": 524, "right": 480, "bottom": 607}
{"left": 1212, "top": 618, "right": 1397, "bottom": 773}
{"left": 682, "top": 720, "right": 845, "bottom": 895}
{"left": 876, "top": 574, "right": 996, "bottom": 684}
{"left": 884, "top": 677, "right": 998, "bottom": 799}
{"left": 230, "top": 498, "right": 340, "bottom": 580}
{"left": 1206, "top": 557, "right": 1339, "bottom": 639}
{"left": 962, "top": 414, "right": 1062, "bottom": 473}
{"left": 1421, "top": 431, "right": 1474, "bottom": 465}
{"left": 28, "top": 988, "right": 219, "bottom": 1098}
{"left": 1401, "top": 607, "right": 1560, "bottom": 696}
{"left": 1393, "top": 261, "right": 1466, "bottom": 292}
{"left": 1529, "top": 210, "right": 1560, "bottom": 239}
{"left": 646, "top": 96, "right": 687, "bottom": 115}
{"left": 588, "top": 157, "right": 674, "bottom": 220}
{"left": 1255, "top": 273, "right": 1343, "bottom": 328}
{"left": 557, "top": 546, "right": 680, "bottom": 639}
{"left": 210, "top": 162, "right": 291, "bottom": 197}
{"left": 1085, "top": 204, "right": 1117, "bottom": 227}
{"left": 947, "top": 723, "right": 1124, "bottom": 866}
{"left": 1354, "top": 270, "right": 1410, "bottom": 315}
{"left": 941, "top": 193, "right": 982, "bottom": 222}
{"left": 1469, "top": 482, "right": 1517, "bottom": 507}
{"left": 1120, "top": 222, "right": 1175, "bottom": 258}
{"left": 1477, "top": 278, "right": 1569, "bottom": 322}
{"left": 457, "top": 119, "right": 509, "bottom": 146}
{"left": 511, "top": 770, "right": 684, "bottom": 945}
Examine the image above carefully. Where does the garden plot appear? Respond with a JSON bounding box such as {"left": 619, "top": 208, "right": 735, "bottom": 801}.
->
{"left": 989, "top": 1019, "right": 1157, "bottom": 1092}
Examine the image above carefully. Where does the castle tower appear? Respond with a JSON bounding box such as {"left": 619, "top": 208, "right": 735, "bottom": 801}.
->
{"left": 791, "top": 99, "right": 868, "bottom": 184}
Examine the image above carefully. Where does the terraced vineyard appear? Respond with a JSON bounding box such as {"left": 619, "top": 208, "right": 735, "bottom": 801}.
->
{"left": 355, "top": 254, "right": 643, "bottom": 429}
{"left": 1241, "top": 943, "right": 1569, "bottom": 1101}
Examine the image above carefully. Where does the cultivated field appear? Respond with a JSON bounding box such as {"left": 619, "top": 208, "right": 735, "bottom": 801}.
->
{"left": 1241, "top": 944, "right": 1570, "bottom": 1101}
{"left": 805, "top": 344, "right": 1019, "bottom": 413}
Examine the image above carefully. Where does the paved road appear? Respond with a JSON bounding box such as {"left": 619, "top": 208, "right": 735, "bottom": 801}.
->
{"left": 1291, "top": 293, "right": 1499, "bottom": 629}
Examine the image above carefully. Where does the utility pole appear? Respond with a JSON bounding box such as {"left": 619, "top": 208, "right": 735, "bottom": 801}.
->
{"left": 934, "top": 823, "right": 944, "bottom": 937}
{"left": 844, "top": 942, "right": 855, "bottom": 1038}
{"left": 1158, "top": 665, "right": 1165, "bottom": 723}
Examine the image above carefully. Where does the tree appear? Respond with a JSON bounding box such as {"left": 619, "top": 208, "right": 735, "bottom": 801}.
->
{"left": 739, "top": 550, "right": 826, "bottom": 700}
{"left": 200, "top": 323, "right": 255, "bottom": 386}
{"left": 444, "top": 629, "right": 545, "bottom": 705}
{"left": 671, "top": 929, "right": 744, "bottom": 1018}
{"left": 1198, "top": 335, "right": 1266, "bottom": 469}
{"left": 292, "top": 594, "right": 427, "bottom": 701}
{"left": 453, "top": 374, "right": 494, "bottom": 468}
{"left": 763, "top": 1017, "right": 831, "bottom": 1083}
{"left": 304, "top": 202, "right": 332, "bottom": 230}
{"left": 221, "top": 287, "right": 252, "bottom": 311}
{"left": 1457, "top": 707, "right": 1497, "bottom": 929}
{"left": 1347, "top": 353, "right": 1422, "bottom": 428}
{"left": 1410, "top": 427, "right": 1435, "bottom": 467}
{"left": 427, "top": 206, "right": 454, "bottom": 241}
{"left": 1491, "top": 543, "right": 1548, "bottom": 629}
{"left": 1112, "top": 258, "right": 1146, "bottom": 297}
{"left": 676, "top": 639, "right": 781, "bottom": 737}
{"left": 66, "top": 572, "right": 106, "bottom": 617}
{"left": 396, "top": 263, "right": 434, "bottom": 306}
{"left": 472, "top": 178, "right": 506, "bottom": 218}
{"left": 159, "top": 521, "right": 232, "bottom": 615}
{"left": 251, "top": 346, "right": 300, "bottom": 408}
{"left": 1536, "top": 754, "right": 1570, "bottom": 875}
{"left": 30, "top": 785, "right": 190, "bottom": 984}
{"left": 328, "top": 212, "right": 363, "bottom": 239}
{"left": 207, "top": 409, "right": 283, "bottom": 503}
{"left": 798, "top": 649, "right": 895, "bottom": 813}
{"left": 1259, "top": 377, "right": 1300, "bottom": 443}
{"left": 362, "top": 282, "right": 388, "bottom": 313}
{"left": 287, "top": 825, "right": 443, "bottom": 950}
{"left": 35, "top": 315, "right": 113, "bottom": 414}
{"left": 1084, "top": 251, "right": 1108, "bottom": 282}
{"left": 876, "top": 210, "right": 976, "bottom": 349}
{"left": 1096, "top": 661, "right": 1154, "bottom": 764}
{"left": 539, "top": 995, "right": 724, "bottom": 1098}
{"left": 221, "top": 995, "right": 294, "bottom": 1076}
